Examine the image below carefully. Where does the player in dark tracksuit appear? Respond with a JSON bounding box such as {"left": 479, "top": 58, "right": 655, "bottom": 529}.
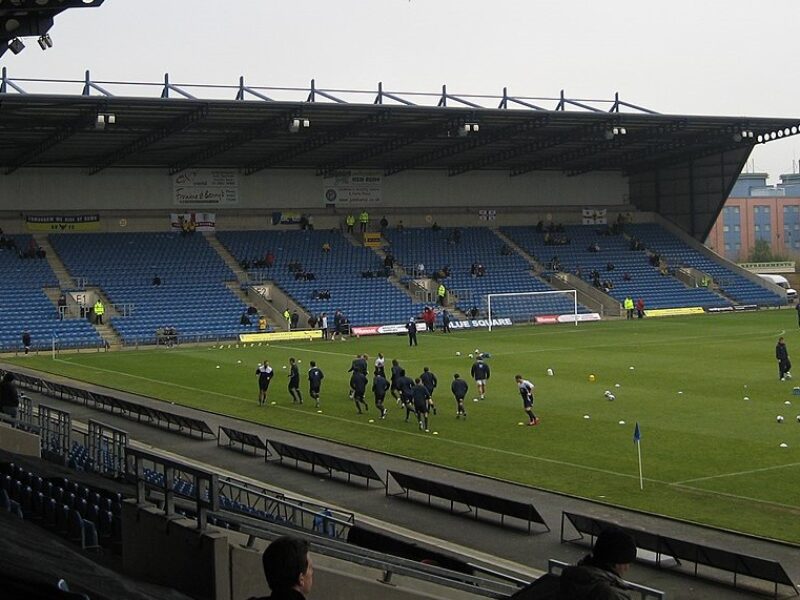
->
{"left": 255, "top": 361, "right": 274, "bottom": 406}
{"left": 372, "top": 373, "right": 390, "bottom": 419}
{"left": 777, "top": 337, "right": 792, "bottom": 381}
{"left": 470, "top": 358, "right": 491, "bottom": 400}
{"left": 406, "top": 318, "right": 418, "bottom": 347}
{"left": 348, "top": 354, "right": 368, "bottom": 399}
{"left": 350, "top": 371, "right": 369, "bottom": 414}
{"left": 420, "top": 367, "right": 438, "bottom": 415}
{"left": 390, "top": 359, "right": 403, "bottom": 402}
{"left": 451, "top": 373, "right": 468, "bottom": 418}
{"left": 308, "top": 361, "right": 324, "bottom": 408}
{"left": 396, "top": 370, "right": 415, "bottom": 422}
{"left": 288, "top": 357, "right": 302, "bottom": 404}
{"left": 411, "top": 379, "right": 432, "bottom": 431}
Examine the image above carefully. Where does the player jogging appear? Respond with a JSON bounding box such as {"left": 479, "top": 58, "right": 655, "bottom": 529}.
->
{"left": 412, "top": 378, "right": 432, "bottom": 432}
{"left": 308, "top": 361, "right": 324, "bottom": 408}
{"left": 255, "top": 360, "right": 274, "bottom": 406}
{"left": 470, "top": 357, "right": 491, "bottom": 400}
{"left": 374, "top": 353, "right": 386, "bottom": 378}
{"left": 515, "top": 374, "right": 539, "bottom": 426}
{"left": 451, "top": 373, "right": 468, "bottom": 418}
{"left": 420, "top": 366, "right": 438, "bottom": 415}
{"left": 372, "top": 372, "right": 390, "bottom": 418}
{"left": 288, "top": 357, "right": 302, "bottom": 404}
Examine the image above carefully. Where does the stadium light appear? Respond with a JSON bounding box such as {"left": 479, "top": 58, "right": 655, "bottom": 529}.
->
{"left": 457, "top": 122, "right": 479, "bottom": 137}
{"left": 288, "top": 117, "right": 310, "bottom": 133}
{"left": 95, "top": 112, "right": 116, "bottom": 130}
{"left": 8, "top": 37, "right": 24, "bottom": 55}
{"left": 37, "top": 34, "right": 53, "bottom": 50}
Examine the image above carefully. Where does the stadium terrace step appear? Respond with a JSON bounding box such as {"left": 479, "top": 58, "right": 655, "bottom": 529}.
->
{"left": 204, "top": 232, "right": 248, "bottom": 284}
{"left": 33, "top": 234, "right": 76, "bottom": 290}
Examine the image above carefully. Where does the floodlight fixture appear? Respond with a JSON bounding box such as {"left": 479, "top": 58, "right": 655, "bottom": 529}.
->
{"left": 288, "top": 117, "right": 310, "bottom": 133}
{"left": 457, "top": 122, "right": 480, "bottom": 137}
{"left": 95, "top": 112, "right": 116, "bottom": 130}
{"left": 8, "top": 37, "right": 24, "bottom": 55}
{"left": 37, "top": 34, "right": 52, "bottom": 50}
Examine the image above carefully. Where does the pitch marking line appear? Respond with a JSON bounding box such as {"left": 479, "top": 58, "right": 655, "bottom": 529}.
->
{"left": 50, "top": 357, "right": 800, "bottom": 511}
{"left": 672, "top": 461, "right": 800, "bottom": 485}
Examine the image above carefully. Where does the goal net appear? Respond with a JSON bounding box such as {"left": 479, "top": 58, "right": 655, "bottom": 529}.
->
{"left": 486, "top": 289, "right": 579, "bottom": 331}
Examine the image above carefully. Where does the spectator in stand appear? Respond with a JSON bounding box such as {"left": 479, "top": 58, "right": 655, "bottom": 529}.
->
{"left": 500, "top": 244, "right": 512, "bottom": 256}
{"left": 396, "top": 220, "right": 405, "bottom": 231}
{"left": 606, "top": 262, "right": 615, "bottom": 271}
{"left": 588, "top": 241, "right": 600, "bottom": 253}
{"left": 431, "top": 221, "right": 441, "bottom": 231}
{"left": 383, "top": 252, "right": 395, "bottom": 270}
{"left": 469, "top": 306, "right": 479, "bottom": 318}
{"left": 247, "top": 305, "right": 259, "bottom": 315}
{"left": 437, "top": 283, "right": 447, "bottom": 306}
{"left": 240, "top": 312, "right": 252, "bottom": 326}
{"left": 21, "top": 330, "right": 31, "bottom": 355}
{"left": 623, "top": 272, "right": 632, "bottom": 281}
{"left": 636, "top": 298, "right": 645, "bottom": 319}
{"left": 57, "top": 293, "right": 67, "bottom": 320}
{"left": 416, "top": 262, "right": 426, "bottom": 276}
{"left": 265, "top": 252, "right": 275, "bottom": 268}
{"left": 0, "top": 372, "right": 20, "bottom": 421}
{"left": 283, "top": 309, "right": 291, "bottom": 330}
{"left": 299, "top": 214, "right": 309, "bottom": 230}
{"left": 152, "top": 274, "right": 162, "bottom": 286}
{"left": 250, "top": 536, "right": 313, "bottom": 600}
{"left": 558, "top": 527, "right": 637, "bottom": 600}
{"left": 290, "top": 310, "right": 299, "bottom": 330}
{"left": 322, "top": 242, "right": 331, "bottom": 253}
{"left": 379, "top": 216, "right": 389, "bottom": 232}
{"left": 308, "top": 314, "right": 318, "bottom": 329}
{"left": 258, "top": 316, "right": 268, "bottom": 331}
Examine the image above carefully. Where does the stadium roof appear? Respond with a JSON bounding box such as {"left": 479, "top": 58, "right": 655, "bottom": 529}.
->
{"left": 1, "top": 72, "right": 799, "bottom": 178}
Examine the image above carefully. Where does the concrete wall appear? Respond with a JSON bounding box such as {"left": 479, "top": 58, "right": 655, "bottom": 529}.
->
{"left": 121, "top": 502, "right": 488, "bottom": 600}
{"left": 0, "top": 167, "right": 627, "bottom": 212}
{"left": 121, "top": 501, "right": 230, "bottom": 600}
{"left": 0, "top": 424, "right": 40, "bottom": 457}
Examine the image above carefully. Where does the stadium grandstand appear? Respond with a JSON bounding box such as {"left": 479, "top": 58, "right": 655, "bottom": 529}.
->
{"left": 2, "top": 66, "right": 800, "bottom": 599}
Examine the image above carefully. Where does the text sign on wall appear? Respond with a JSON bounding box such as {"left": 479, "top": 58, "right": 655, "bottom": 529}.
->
{"left": 323, "top": 170, "right": 382, "bottom": 205}
{"left": 173, "top": 169, "right": 239, "bottom": 206}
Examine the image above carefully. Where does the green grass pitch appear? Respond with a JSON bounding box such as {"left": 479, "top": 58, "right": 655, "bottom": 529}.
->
{"left": 11, "top": 310, "right": 800, "bottom": 543}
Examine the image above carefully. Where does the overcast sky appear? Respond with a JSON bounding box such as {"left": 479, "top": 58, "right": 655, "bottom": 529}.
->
{"left": 3, "top": 0, "right": 799, "bottom": 182}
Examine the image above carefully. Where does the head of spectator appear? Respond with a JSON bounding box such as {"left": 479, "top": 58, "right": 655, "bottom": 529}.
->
{"left": 592, "top": 527, "right": 637, "bottom": 576}
{"left": 260, "top": 536, "right": 313, "bottom": 598}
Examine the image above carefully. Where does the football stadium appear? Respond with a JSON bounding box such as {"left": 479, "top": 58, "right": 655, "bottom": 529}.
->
{"left": 1, "top": 3, "right": 800, "bottom": 600}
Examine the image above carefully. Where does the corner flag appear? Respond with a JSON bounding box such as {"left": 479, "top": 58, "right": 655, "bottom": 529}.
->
{"left": 633, "top": 421, "right": 643, "bottom": 490}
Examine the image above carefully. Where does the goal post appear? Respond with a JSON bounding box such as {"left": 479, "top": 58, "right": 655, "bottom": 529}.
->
{"left": 486, "top": 289, "right": 578, "bottom": 331}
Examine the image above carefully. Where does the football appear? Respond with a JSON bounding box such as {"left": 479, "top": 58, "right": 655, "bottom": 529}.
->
{"left": 776, "top": 415, "right": 784, "bottom": 423}
{"left": 588, "top": 374, "right": 596, "bottom": 382}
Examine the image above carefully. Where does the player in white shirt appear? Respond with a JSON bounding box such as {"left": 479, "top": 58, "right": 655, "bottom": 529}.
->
{"left": 515, "top": 374, "right": 539, "bottom": 426}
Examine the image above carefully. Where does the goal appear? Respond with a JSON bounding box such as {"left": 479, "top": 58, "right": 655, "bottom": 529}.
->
{"left": 486, "top": 289, "right": 578, "bottom": 331}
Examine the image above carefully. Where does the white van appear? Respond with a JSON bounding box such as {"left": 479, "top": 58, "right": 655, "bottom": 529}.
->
{"left": 757, "top": 274, "right": 797, "bottom": 302}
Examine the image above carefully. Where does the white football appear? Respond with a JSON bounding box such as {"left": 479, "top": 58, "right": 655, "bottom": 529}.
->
{"left": 797, "top": 415, "right": 800, "bottom": 422}
{"left": 547, "top": 368, "right": 554, "bottom": 376}
{"left": 456, "top": 351, "right": 461, "bottom": 356}
{"left": 607, "top": 394, "right": 616, "bottom": 401}
{"left": 468, "top": 354, "right": 473, "bottom": 359}
{"left": 777, "top": 415, "right": 784, "bottom": 423}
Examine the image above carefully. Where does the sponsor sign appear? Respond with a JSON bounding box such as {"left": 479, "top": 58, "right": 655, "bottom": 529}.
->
{"left": 351, "top": 323, "right": 425, "bottom": 336}
{"left": 707, "top": 306, "right": 733, "bottom": 313}
{"left": 173, "top": 169, "right": 238, "bottom": 206}
{"left": 449, "top": 318, "right": 513, "bottom": 329}
{"left": 557, "top": 312, "right": 601, "bottom": 323}
{"left": 170, "top": 213, "right": 216, "bottom": 232}
{"left": 645, "top": 307, "right": 705, "bottom": 318}
{"left": 322, "top": 170, "right": 381, "bottom": 205}
{"left": 363, "top": 232, "right": 382, "bottom": 248}
{"left": 733, "top": 304, "right": 759, "bottom": 312}
{"left": 271, "top": 212, "right": 303, "bottom": 225}
{"left": 535, "top": 315, "right": 559, "bottom": 325}
{"left": 251, "top": 285, "right": 271, "bottom": 301}
{"left": 26, "top": 214, "right": 100, "bottom": 232}
{"left": 710, "top": 304, "right": 758, "bottom": 313}
{"left": 240, "top": 330, "right": 322, "bottom": 343}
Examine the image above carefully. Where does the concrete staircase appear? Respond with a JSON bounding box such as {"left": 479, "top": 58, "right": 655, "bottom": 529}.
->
{"left": 204, "top": 232, "right": 247, "bottom": 283}
{"left": 34, "top": 233, "right": 76, "bottom": 289}
{"left": 87, "top": 287, "right": 123, "bottom": 348}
